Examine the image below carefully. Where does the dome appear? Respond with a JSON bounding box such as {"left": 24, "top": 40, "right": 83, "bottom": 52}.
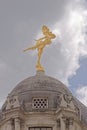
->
{"left": 4, "top": 71, "right": 72, "bottom": 112}
{"left": 1, "top": 71, "right": 87, "bottom": 127}
{"left": 10, "top": 71, "right": 72, "bottom": 96}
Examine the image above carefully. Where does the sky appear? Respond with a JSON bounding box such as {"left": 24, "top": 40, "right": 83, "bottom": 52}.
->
{"left": 0, "top": 0, "right": 87, "bottom": 108}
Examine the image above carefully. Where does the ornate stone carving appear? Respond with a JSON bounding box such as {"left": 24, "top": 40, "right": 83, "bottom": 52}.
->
{"left": 63, "top": 94, "right": 72, "bottom": 104}
{"left": 6, "top": 95, "right": 20, "bottom": 110}
{"left": 74, "top": 105, "right": 80, "bottom": 117}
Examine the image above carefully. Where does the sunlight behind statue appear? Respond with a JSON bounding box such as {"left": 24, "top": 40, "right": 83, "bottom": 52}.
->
{"left": 24, "top": 25, "right": 56, "bottom": 71}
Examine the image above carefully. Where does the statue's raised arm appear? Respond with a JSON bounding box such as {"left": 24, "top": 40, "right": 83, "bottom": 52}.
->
{"left": 24, "top": 25, "right": 56, "bottom": 72}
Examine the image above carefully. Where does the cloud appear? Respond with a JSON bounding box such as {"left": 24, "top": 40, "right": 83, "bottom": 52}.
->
{"left": 76, "top": 86, "right": 87, "bottom": 106}
{"left": 47, "top": 0, "right": 87, "bottom": 85}
{"left": 33, "top": 0, "right": 87, "bottom": 86}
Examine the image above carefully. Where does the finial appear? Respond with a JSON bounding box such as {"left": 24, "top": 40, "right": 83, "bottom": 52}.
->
{"left": 24, "top": 25, "right": 56, "bottom": 72}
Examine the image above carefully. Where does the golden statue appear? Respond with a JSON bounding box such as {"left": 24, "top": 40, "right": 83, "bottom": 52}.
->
{"left": 24, "top": 25, "right": 56, "bottom": 71}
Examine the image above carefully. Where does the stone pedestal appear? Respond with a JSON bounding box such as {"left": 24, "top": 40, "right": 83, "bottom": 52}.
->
{"left": 15, "top": 118, "right": 20, "bottom": 130}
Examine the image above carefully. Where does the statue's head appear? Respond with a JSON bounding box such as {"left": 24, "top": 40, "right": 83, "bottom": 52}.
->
{"left": 42, "top": 25, "right": 56, "bottom": 39}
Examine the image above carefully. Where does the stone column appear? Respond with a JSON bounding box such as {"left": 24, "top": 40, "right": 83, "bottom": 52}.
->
{"left": 15, "top": 118, "right": 20, "bottom": 130}
{"left": 6, "top": 120, "right": 12, "bottom": 130}
{"left": 69, "top": 125, "right": 74, "bottom": 130}
{"left": 69, "top": 118, "right": 74, "bottom": 130}
{"left": 61, "top": 118, "right": 65, "bottom": 130}
{"left": 56, "top": 119, "right": 61, "bottom": 130}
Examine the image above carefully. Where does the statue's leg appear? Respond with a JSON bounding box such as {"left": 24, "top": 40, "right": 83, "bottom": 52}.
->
{"left": 36, "top": 48, "right": 44, "bottom": 71}
{"left": 24, "top": 45, "right": 37, "bottom": 51}
{"left": 37, "top": 48, "right": 43, "bottom": 66}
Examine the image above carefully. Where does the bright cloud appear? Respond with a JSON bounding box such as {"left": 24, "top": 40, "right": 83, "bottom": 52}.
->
{"left": 76, "top": 86, "right": 87, "bottom": 106}
{"left": 26, "top": 0, "right": 87, "bottom": 87}
{"left": 51, "top": 0, "right": 87, "bottom": 85}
